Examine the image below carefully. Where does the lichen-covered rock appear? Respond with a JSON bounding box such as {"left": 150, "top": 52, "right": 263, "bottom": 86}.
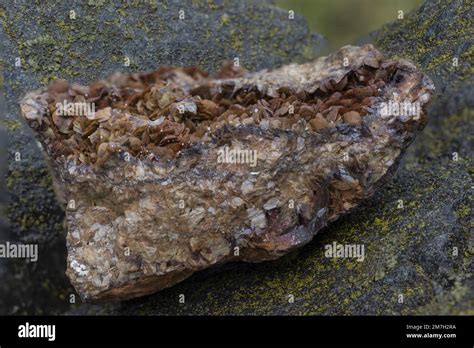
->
{"left": 365, "top": 0, "right": 474, "bottom": 315}
{"left": 0, "top": 0, "right": 325, "bottom": 312}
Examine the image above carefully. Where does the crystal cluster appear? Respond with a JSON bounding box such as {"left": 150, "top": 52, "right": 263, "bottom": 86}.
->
{"left": 20, "top": 45, "right": 434, "bottom": 301}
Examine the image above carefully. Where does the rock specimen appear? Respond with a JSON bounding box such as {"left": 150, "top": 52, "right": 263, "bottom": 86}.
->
{"left": 20, "top": 44, "right": 434, "bottom": 301}
{"left": 0, "top": 0, "right": 326, "bottom": 313}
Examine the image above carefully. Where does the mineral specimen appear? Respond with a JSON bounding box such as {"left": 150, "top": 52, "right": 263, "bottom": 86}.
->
{"left": 20, "top": 44, "right": 434, "bottom": 301}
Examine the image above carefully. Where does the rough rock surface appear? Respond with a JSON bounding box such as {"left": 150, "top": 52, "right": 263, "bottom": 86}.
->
{"left": 20, "top": 44, "right": 433, "bottom": 301}
{"left": 1, "top": 0, "right": 472, "bottom": 314}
